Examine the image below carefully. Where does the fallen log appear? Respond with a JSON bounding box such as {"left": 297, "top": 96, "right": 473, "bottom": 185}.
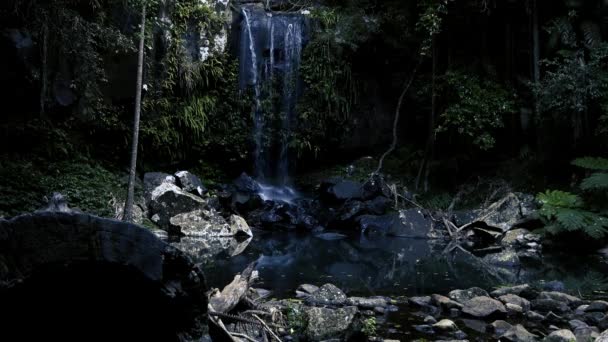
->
{"left": 209, "top": 262, "right": 258, "bottom": 314}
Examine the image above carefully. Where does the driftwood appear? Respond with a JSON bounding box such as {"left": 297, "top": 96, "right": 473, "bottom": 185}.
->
{"left": 209, "top": 262, "right": 259, "bottom": 313}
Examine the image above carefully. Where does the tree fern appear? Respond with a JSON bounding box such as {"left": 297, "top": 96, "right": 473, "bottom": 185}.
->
{"left": 580, "top": 172, "right": 608, "bottom": 190}
{"left": 571, "top": 157, "right": 608, "bottom": 171}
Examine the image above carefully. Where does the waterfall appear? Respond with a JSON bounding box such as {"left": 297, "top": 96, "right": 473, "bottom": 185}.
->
{"left": 238, "top": 6, "right": 307, "bottom": 201}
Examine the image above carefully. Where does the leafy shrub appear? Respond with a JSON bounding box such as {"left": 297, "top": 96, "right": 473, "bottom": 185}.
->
{"left": 362, "top": 317, "right": 377, "bottom": 337}
{"left": 0, "top": 157, "right": 127, "bottom": 218}
{"left": 537, "top": 157, "right": 608, "bottom": 239}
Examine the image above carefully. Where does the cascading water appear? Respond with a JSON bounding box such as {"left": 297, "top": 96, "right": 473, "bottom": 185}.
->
{"left": 239, "top": 6, "right": 307, "bottom": 202}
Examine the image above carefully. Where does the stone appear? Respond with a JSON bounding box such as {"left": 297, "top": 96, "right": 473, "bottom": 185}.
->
{"left": 433, "top": 319, "right": 457, "bottom": 332}
{"left": 347, "top": 296, "right": 388, "bottom": 309}
{"left": 143, "top": 172, "right": 175, "bottom": 204}
{"left": 531, "top": 299, "right": 570, "bottom": 313}
{"left": 304, "top": 306, "right": 359, "bottom": 341}
{"left": 576, "top": 305, "right": 590, "bottom": 314}
{"left": 413, "top": 324, "right": 435, "bottom": 335}
{"left": 322, "top": 179, "right": 364, "bottom": 202}
{"left": 499, "top": 294, "right": 531, "bottom": 311}
{"left": 462, "top": 296, "right": 507, "bottom": 318}
{"left": 149, "top": 182, "right": 206, "bottom": 231}
{"left": 449, "top": 287, "right": 489, "bottom": 303}
{"left": 306, "top": 284, "right": 348, "bottom": 306}
{"left": 169, "top": 209, "right": 232, "bottom": 237}
{"left": 365, "top": 196, "right": 392, "bottom": 215}
{"left": 229, "top": 214, "right": 253, "bottom": 237}
{"left": 431, "top": 294, "right": 463, "bottom": 310}
{"left": 423, "top": 316, "right": 437, "bottom": 324}
{"left": 499, "top": 324, "right": 539, "bottom": 342}
{"left": 409, "top": 296, "right": 433, "bottom": 307}
{"left": 598, "top": 330, "right": 608, "bottom": 342}
{"left": 0, "top": 212, "right": 208, "bottom": 341}
{"left": 538, "top": 291, "right": 582, "bottom": 307}
{"left": 490, "top": 320, "right": 513, "bottom": 336}
{"left": 526, "top": 311, "right": 545, "bottom": 321}
{"left": 233, "top": 172, "right": 261, "bottom": 193}
{"left": 473, "top": 193, "right": 538, "bottom": 232}
{"left": 484, "top": 249, "right": 521, "bottom": 267}
{"left": 296, "top": 284, "right": 319, "bottom": 298}
{"left": 501, "top": 228, "right": 531, "bottom": 247}
{"left": 491, "top": 284, "right": 533, "bottom": 298}
{"left": 461, "top": 319, "right": 487, "bottom": 334}
{"left": 506, "top": 303, "right": 524, "bottom": 314}
{"left": 356, "top": 209, "right": 434, "bottom": 239}
{"left": 543, "top": 329, "right": 576, "bottom": 342}
{"left": 174, "top": 171, "right": 207, "bottom": 196}
{"left": 586, "top": 301, "right": 608, "bottom": 312}
{"left": 584, "top": 312, "right": 606, "bottom": 325}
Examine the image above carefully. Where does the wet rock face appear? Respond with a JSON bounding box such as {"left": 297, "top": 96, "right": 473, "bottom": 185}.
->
{"left": 0, "top": 212, "right": 208, "bottom": 341}
{"left": 306, "top": 283, "right": 348, "bottom": 306}
{"left": 461, "top": 296, "right": 507, "bottom": 318}
{"left": 304, "top": 306, "right": 360, "bottom": 341}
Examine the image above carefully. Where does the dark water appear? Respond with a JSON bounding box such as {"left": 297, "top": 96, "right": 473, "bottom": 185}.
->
{"left": 200, "top": 230, "right": 608, "bottom": 299}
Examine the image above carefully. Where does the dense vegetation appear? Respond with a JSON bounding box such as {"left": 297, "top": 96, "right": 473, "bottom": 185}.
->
{"left": 0, "top": 0, "right": 607, "bottom": 242}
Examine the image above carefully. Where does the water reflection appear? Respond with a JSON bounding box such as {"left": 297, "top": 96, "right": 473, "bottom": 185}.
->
{"left": 196, "top": 231, "right": 608, "bottom": 298}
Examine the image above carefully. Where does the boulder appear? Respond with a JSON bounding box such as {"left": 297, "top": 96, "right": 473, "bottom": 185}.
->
{"left": 233, "top": 172, "right": 261, "bottom": 193}
{"left": 531, "top": 299, "right": 571, "bottom": 313}
{"left": 168, "top": 210, "right": 251, "bottom": 237}
{"left": 538, "top": 292, "right": 582, "bottom": 307}
{"left": 501, "top": 228, "right": 531, "bottom": 247}
{"left": 347, "top": 297, "right": 389, "bottom": 309}
{"left": 449, "top": 287, "right": 489, "bottom": 303}
{"left": 433, "top": 319, "right": 458, "bottom": 332}
{"left": 229, "top": 214, "right": 253, "bottom": 237}
{"left": 586, "top": 301, "right": 608, "bottom": 313}
{"left": 143, "top": 172, "right": 175, "bottom": 205}
{"left": 296, "top": 284, "right": 319, "bottom": 298}
{"left": 175, "top": 171, "right": 207, "bottom": 196}
{"left": 306, "top": 284, "right": 348, "bottom": 306}
{"left": 322, "top": 179, "right": 364, "bottom": 202}
{"left": 499, "top": 294, "right": 531, "bottom": 311}
{"left": 357, "top": 209, "right": 434, "bottom": 239}
{"left": 598, "top": 330, "right": 608, "bottom": 342}
{"left": 148, "top": 182, "right": 206, "bottom": 231}
{"left": 365, "top": 196, "right": 393, "bottom": 215}
{"left": 409, "top": 296, "right": 433, "bottom": 307}
{"left": 506, "top": 303, "right": 524, "bottom": 314}
{"left": 499, "top": 324, "right": 539, "bottom": 342}
{"left": 490, "top": 320, "right": 513, "bottom": 337}
{"left": 483, "top": 249, "right": 521, "bottom": 268}
{"left": 473, "top": 193, "right": 538, "bottom": 232}
{"left": 171, "top": 235, "right": 252, "bottom": 260}
{"left": 543, "top": 329, "right": 576, "bottom": 342}
{"left": 431, "top": 294, "right": 463, "bottom": 310}
{"left": 491, "top": 284, "right": 535, "bottom": 298}
{"left": 304, "top": 306, "right": 360, "bottom": 341}
{"left": 462, "top": 296, "right": 507, "bottom": 318}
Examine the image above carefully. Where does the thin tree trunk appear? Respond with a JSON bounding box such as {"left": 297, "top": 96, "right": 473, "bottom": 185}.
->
{"left": 416, "top": 37, "right": 438, "bottom": 192}
{"left": 40, "top": 19, "right": 48, "bottom": 118}
{"left": 124, "top": 3, "right": 146, "bottom": 222}
{"left": 374, "top": 56, "right": 422, "bottom": 175}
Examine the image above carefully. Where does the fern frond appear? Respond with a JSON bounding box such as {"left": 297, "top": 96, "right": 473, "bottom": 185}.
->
{"left": 571, "top": 157, "right": 608, "bottom": 171}
{"left": 580, "top": 172, "right": 608, "bottom": 190}
{"left": 537, "top": 190, "right": 583, "bottom": 208}
{"left": 555, "top": 208, "right": 588, "bottom": 231}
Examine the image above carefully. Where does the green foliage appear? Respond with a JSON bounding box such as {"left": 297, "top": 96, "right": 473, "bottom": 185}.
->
{"left": 361, "top": 317, "right": 377, "bottom": 337}
{"left": 285, "top": 303, "right": 308, "bottom": 335}
{"left": 0, "top": 157, "right": 126, "bottom": 218}
{"left": 435, "top": 70, "right": 517, "bottom": 150}
{"left": 296, "top": 5, "right": 379, "bottom": 155}
{"left": 535, "top": 13, "right": 608, "bottom": 140}
{"left": 416, "top": 0, "right": 448, "bottom": 56}
{"left": 537, "top": 157, "right": 608, "bottom": 239}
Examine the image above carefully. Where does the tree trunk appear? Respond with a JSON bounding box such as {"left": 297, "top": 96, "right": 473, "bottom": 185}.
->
{"left": 40, "top": 19, "right": 48, "bottom": 118}
{"left": 374, "top": 56, "right": 422, "bottom": 175}
{"left": 123, "top": 3, "right": 146, "bottom": 222}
